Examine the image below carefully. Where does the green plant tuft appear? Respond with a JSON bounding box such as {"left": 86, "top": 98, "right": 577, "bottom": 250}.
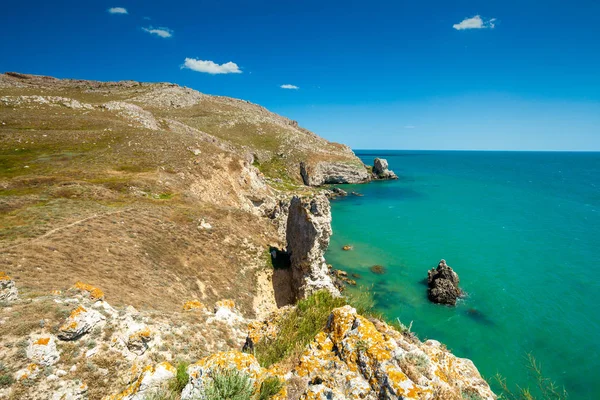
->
{"left": 257, "top": 376, "right": 284, "bottom": 400}
{"left": 205, "top": 368, "right": 253, "bottom": 400}
{"left": 168, "top": 360, "right": 189, "bottom": 394}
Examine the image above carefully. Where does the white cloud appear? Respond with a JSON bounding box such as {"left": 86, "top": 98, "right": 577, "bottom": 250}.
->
{"left": 142, "top": 27, "right": 173, "bottom": 38}
{"left": 107, "top": 7, "right": 128, "bottom": 15}
{"left": 453, "top": 15, "right": 496, "bottom": 30}
{"left": 280, "top": 84, "right": 299, "bottom": 90}
{"left": 181, "top": 58, "right": 242, "bottom": 74}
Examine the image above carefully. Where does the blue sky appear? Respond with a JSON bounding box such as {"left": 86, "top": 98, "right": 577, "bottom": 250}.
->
{"left": 1, "top": 0, "right": 599, "bottom": 150}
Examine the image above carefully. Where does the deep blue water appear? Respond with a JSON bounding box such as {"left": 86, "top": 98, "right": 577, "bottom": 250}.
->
{"left": 326, "top": 150, "right": 600, "bottom": 398}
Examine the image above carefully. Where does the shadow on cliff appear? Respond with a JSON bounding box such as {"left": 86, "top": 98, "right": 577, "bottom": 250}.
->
{"left": 269, "top": 246, "right": 295, "bottom": 307}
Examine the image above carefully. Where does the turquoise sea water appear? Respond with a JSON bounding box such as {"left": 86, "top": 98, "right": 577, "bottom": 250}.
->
{"left": 325, "top": 150, "right": 600, "bottom": 398}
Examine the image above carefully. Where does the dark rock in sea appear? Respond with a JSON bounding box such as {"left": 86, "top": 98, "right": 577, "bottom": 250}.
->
{"left": 372, "top": 158, "right": 398, "bottom": 180}
{"left": 370, "top": 265, "right": 386, "bottom": 275}
{"left": 342, "top": 245, "right": 353, "bottom": 251}
{"left": 350, "top": 191, "right": 364, "bottom": 197}
{"left": 351, "top": 273, "right": 362, "bottom": 279}
{"left": 427, "top": 259, "right": 462, "bottom": 306}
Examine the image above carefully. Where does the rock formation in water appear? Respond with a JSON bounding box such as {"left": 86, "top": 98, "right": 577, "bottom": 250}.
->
{"left": 372, "top": 157, "right": 398, "bottom": 180}
{"left": 427, "top": 259, "right": 462, "bottom": 305}
{"left": 300, "top": 160, "right": 371, "bottom": 186}
{"left": 285, "top": 195, "right": 340, "bottom": 299}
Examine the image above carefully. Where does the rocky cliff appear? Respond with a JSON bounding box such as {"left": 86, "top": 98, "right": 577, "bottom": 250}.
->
{"left": 285, "top": 195, "right": 339, "bottom": 299}
{"left": 0, "top": 72, "right": 495, "bottom": 399}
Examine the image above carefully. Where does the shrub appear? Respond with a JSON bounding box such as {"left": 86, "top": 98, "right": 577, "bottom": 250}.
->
{"left": 204, "top": 368, "right": 253, "bottom": 400}
{"left": 257, "top": 376, "right": 284, "bottom": 400}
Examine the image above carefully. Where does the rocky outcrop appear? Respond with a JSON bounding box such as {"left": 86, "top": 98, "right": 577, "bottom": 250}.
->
{"left": 0, "top": 272, "right": 18, "bottom": 302}
{"left": 372, "top": 158, "right": 398, "bottom": 180}
{"left": 286, "top": 195, "right": 340, "bottom": 299}
{"left": 300, "top": 161, "right": 370, "bottom": 186}
{"left": 57, "top": 305, "right": 105, "bottom": 340}
{"left": 427, "top": 259, "right": 462, "bottom": 305}
{"left": 243, "top": 305, "right": 496, "bottom": 399}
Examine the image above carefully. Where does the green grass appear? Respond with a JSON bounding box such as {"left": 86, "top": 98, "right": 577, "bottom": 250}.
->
{"left": 168, "top": 361, "right": 189, "bottom": 394}
{"left": 205, "top": 368, "right": 253, "bottom": 400}
{"left": 253, "top": 290, "right": 346, "bottom": 367}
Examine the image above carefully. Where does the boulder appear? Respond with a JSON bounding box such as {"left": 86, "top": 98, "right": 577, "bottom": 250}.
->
{"left": 26, "top": 336, "right": 60, "bottom": 366}
{"left": 372, "top": 158, "right": 398, "bottom": 180}
{"left": 427, "top": 259, "right": 462, "bottom": 305}
{"left": 286, "top": 195, "right": 339, "bottom": 299}
{"left": 0, "top": 272, "right": 18, "bottom": 302}
{"left": 127, "top": 327, "right": 153, "bottom": 356}
{"left": 58, "top": 305, "right": 104, "bottom": 340}
{"left": 208, "top": 299, "right": 244, "bottom": 324}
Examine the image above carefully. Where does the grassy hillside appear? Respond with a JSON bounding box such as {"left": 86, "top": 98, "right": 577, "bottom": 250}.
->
{"left": 0, "top": 72, "right": 364, "bottom": 315}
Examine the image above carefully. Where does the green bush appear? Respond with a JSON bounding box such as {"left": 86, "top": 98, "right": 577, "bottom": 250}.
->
{"left": 257, "top": 376, "right": 284, "bottom": 400}
{"left": 205, "top": 368, "right": 253, "bottom": 400}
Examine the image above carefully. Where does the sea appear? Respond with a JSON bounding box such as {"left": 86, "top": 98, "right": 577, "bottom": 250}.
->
{"left": 325, "top": 150, "right": 600, "bottom": 399}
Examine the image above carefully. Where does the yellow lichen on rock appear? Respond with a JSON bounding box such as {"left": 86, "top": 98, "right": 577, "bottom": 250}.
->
{"left": 183, "top": 300, "right": 205, "bottom": 311}
{"left": 104, "top": 362, "right": 176, "bottom": 400}
{"left": 215, "top": 299, "right": 235, "bottom": 311}
{"left": 34, "top": 337, "right": 50, "bottom": 346}
{"left": 72, "top": 281, "right": 105, "bottom": 300}
{"left": 0, "top": 271, "right": 10, "bottom": 281}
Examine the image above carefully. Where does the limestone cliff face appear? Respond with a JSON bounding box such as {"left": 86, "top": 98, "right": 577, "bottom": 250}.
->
{"left": 285, "top": 195, "right": 340, "bottom": 299}
{"left": 300, "top": 160, "right": 371, "bottom": 186}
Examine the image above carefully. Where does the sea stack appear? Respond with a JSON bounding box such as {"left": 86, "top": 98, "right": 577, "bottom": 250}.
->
{"left": 427, "top": 259, "right": 462, "bottom": 305}
{"left": 372, "top": 158, "right": 398, "bottom": 180}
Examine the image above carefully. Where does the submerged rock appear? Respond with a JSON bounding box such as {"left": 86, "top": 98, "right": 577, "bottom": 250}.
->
{"left": 370, "top": 265, "right": 386, "bottom": 275}
{"left": 286, "top": 195, "right": 340, "bottom": 299}
{"left": 427, "top": 259, "right": 462, "bottom": 305}
{"left": 372, "top": 158, "right": 398, "bottom": 180}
